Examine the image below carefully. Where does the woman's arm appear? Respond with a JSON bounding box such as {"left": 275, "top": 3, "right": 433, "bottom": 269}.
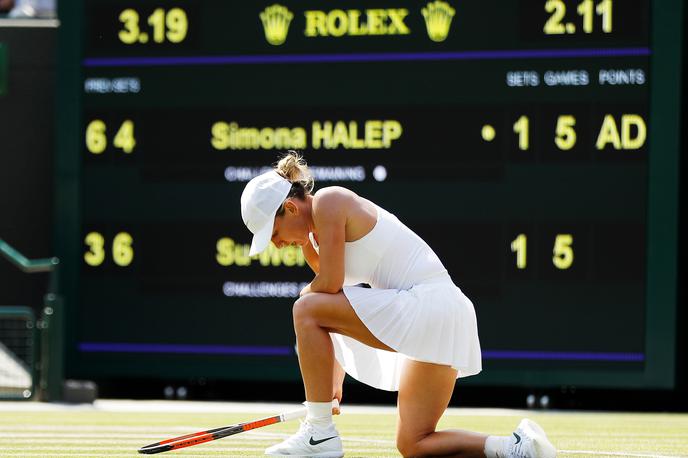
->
{"left": 299, "top": 231, "right": 320, "bottom": 297}
{"left": 301, "top": 238, "right": 320, "bottom": 274}
{"left": 308, "top": 190, "right": 347, "bottom": 294}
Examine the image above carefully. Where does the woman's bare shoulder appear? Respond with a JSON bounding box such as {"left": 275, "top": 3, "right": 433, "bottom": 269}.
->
{"left": 312, "top": 187, "right": 359, "bottom": 222}
{"left": 313, "top": 185, "right": 357, "bottom": 197}
{"left": 312, "top": 187, "right": 376, "bottom": 226}
{"left": 313, "top": 186, "right": 356, "bottom": 206}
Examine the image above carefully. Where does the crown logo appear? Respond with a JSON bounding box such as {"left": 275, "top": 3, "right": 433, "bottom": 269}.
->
{"left": 421, "top": 1, "right": 456, "bottom": 42}
{"left": 260, "top": 4, "right": 294, "bottom": 46}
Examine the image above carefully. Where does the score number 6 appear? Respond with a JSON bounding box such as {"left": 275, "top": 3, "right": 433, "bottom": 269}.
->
{"left": 84, "top": 232, "right": 134, "bottom": 267}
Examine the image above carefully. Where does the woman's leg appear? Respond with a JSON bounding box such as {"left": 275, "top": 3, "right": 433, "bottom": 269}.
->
{"left": 292, "top": 291, "right": 394, "bottom": 401}
{"left": 397, "top": 359, "right": 487, "bottom": 458}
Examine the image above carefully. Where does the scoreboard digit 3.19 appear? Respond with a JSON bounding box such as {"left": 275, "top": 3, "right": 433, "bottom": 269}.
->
{"left": 56, "top": 0, "right": 683, "bottom": 388}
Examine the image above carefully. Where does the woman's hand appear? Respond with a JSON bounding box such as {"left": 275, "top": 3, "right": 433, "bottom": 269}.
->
{"left": 332, "top": 360, "right": 345, "bottom": 414}
{"left": 332, "top": 385, "right": 343, "bottom": 415}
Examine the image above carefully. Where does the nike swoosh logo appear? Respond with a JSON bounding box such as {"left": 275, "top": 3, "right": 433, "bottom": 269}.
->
{"left": 309, "top": 435, "right": 338, "bottom": 446}
{"left": 513, "top": 432, "right": 522, "bottom": 444}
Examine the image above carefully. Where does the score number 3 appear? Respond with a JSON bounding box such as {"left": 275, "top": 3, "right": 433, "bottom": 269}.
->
{"left": 119, "top": 8, "right": 188, "bottom": 44}
{"left": 84, "top": 232, "right": 134, "bottom": 267}
{"left": 511, "top": 233, "right": 574, "bottom": 270}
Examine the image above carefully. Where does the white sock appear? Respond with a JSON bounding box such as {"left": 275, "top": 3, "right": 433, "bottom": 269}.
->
{"left": 304, "top": 401, "right": 333, "bottom": 427}
{"left": 484, "top": 435, "right": 511, "bottom": 458}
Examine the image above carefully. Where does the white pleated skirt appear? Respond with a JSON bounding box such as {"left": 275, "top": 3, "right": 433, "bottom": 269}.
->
{"left": 331, "top": 278, "right": 482, "bottom": 391}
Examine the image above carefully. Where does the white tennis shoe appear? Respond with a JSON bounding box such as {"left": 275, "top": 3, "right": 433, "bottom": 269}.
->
{"left": 264, "top": 419, "right": 344, "bottom": 457}
{"left": 507, "top": 419, "right": 557, "bottom": 458}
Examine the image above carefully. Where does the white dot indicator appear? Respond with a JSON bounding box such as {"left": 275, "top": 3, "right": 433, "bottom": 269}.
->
{"left": 482, "top": 124, "right": 496, "bottom": 142}
{"left": 373, "top": 165, "right": 387, "bottom": 182}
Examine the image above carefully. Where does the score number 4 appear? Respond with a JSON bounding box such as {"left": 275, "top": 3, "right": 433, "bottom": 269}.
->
{"left": 511, "top": 234, "right": 574, "bottom": 270}
{"left": 119, "top": 8, "right": 188, "bottom": 45}
{"left": 86, "top": 120, "right": 136, "bottom": 154}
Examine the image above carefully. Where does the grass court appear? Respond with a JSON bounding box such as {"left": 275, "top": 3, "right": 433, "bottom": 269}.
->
{"left": 1, "top": 400, "right": 687, "bottom": 457}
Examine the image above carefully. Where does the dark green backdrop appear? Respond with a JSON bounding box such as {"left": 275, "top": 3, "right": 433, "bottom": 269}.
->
{"left": 56, "top": 0, "right": 683, "bottom": 389}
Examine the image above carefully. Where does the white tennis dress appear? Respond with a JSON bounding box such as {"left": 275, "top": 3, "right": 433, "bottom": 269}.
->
{"left": 308, "top": 203, "right": 482, "bottom": 391}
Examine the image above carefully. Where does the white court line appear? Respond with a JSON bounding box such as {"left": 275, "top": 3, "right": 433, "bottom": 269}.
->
{"left": 0, "top": 434, "right": 154, "bottom": 439}
{"left": 0, "top": 446, "right": 264, "bottom": 451}
{"left": 0, "top": 453, "right": 276, "bottom": 457}
{"left": 3, "top": 433, "right": 687, "bottom": 457}
{"left": 0, "top": 399, "right": 524, "bottom": 416}
{"left": 554, "top": 432, "right": 688, "bottom": 438}
{"left": 0, "top": 430, "right": 397, "bottom": 445}
{"left": 93, "top": 400, "right": 520, "bottom": 416}
{"left": 559, "top": 451, "right": 688, "bottom": 458}
{"left": 0, "top": 446, "right": 390, "bottom": 454}
{"left": 2, "top": 449, "right": 687, "bottom": 458}
{"left": 2, "top": 451, "right": 208, "bottom": 458}
{"left": 2, "top": 429, "right": 687, "bottom": 452}
{"left": 5, "top": 430, "right": 685, "bottom": 439}
{"left": 0, "top": 425, "right": 238, "bottom": 433}
{"left": 1, "top": 430, "right": 686, "bottom": 458}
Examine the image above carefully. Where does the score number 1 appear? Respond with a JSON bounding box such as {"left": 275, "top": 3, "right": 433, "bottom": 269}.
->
{"left": 513, "top": 115, "right": 577, "bottom": 151}
{"left": 512, "top": 114, "right": 646, "bottom": 151}
{"left": 511, "top": 234, "right": 574, "bottom": 270}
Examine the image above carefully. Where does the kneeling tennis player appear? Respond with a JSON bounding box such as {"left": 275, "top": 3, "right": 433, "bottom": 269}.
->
{"left": 240, "top": 152, "right": 557, "bottom": 458}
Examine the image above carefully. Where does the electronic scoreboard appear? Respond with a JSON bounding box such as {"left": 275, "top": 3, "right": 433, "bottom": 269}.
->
{"left": 56, "top": 0, "right": 683, "bottom": 388}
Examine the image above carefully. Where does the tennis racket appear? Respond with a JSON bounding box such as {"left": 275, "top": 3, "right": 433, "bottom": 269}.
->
{"left": 138, "top": 400, "right": 339, "bottom": 454}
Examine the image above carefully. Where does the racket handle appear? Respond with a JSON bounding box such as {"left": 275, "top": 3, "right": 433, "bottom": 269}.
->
{"left": 281, "top": 407, "right": 307, "bottom": 422}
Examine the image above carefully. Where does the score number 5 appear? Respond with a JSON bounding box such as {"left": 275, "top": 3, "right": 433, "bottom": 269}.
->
{"left": 513, "top": 115, "right": 577, "bottom": 151}
{"left": 511, "top": 233, "right": 574, "bottom": 270}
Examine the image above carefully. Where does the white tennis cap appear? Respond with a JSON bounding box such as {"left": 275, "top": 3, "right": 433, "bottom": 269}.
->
{"left": 240, "top": 171, "right": 292, "bottom": 256}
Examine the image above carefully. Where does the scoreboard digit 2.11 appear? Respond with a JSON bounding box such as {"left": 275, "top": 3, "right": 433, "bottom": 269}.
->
{"left": 55, "top": 0, "right": 683, "bottom": 388}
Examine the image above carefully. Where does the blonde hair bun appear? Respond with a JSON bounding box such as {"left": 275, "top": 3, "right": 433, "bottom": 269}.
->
{"left": 275, "top": 151, "right": 314, "bottom": 194}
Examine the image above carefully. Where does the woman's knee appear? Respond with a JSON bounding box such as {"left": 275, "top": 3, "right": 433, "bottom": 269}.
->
{"left": 396, "top": 433, "right": 426, "bottom": 458}
{"left": 396, "top": 426, "right": 435, "bottom": 458}
{"left": 292, "top": 293, "right": 319, "bottom": 328}
{"left": 396, "top": 437, "right": 415, "bottom": 458}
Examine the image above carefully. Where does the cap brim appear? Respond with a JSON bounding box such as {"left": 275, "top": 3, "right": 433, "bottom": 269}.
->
{"left": 248, "top": 219, "right": 275, "bottom": 256}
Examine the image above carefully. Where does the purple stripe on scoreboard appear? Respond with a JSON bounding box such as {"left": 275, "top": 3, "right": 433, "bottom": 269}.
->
{"left": 82, "top": 47, "right": 651, "bottom": 67}
{"left": 79, "top": 342, "right": 644, "bottom": 362}
{"left": 78, "top": 342, "right": 293, "bottom": 356}
{"left": 482, "top": 350, "right": 645, "bottom": 362}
